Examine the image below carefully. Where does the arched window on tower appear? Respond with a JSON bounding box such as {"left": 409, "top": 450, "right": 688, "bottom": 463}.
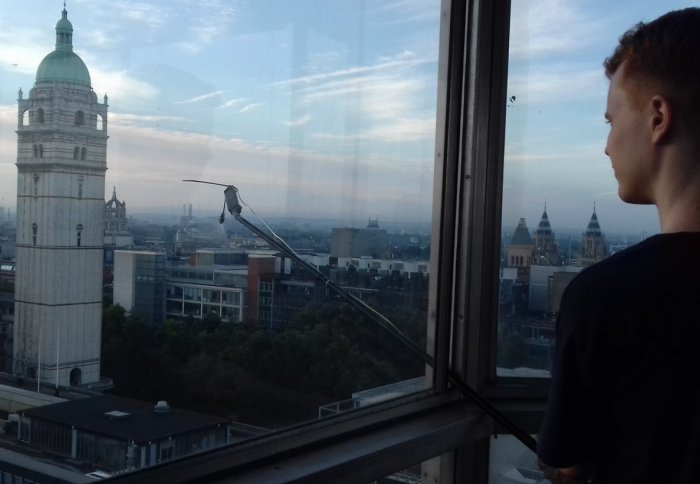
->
{"left": 76, "top": 224, "right": 83, "bottom": 247}
{"left": 32, "top": 223, "right": 37, "bottom": 245}
{"left": 21, "top": 109, "right": 28, "bottom": 127}
{"left": 73, "top": 147, "right": 79, "bottom": 160}
{"left": 36, "top": 108, "right": 44, "bottom": 124}
{"left": 78, "top": 176, "right": 84, "bottom": 199}
{"left": 33, "top": 144, "right": 38, "bottom": 158}
{"left": 38, "top": 144, "right": 43, "bottom": 158}
{"left": 75, "top": 111, "right": 85, "bottom": 126}
{"left": 80, "top": 147, "right": 87, "bottom": 160}
{"left": 33, "top": 174, "right": 39, "bottom": 197}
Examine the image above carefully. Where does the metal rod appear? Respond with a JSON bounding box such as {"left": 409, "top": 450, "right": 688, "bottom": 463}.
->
{"left": 233, "top": 211, "right": 537, "bottom": 452}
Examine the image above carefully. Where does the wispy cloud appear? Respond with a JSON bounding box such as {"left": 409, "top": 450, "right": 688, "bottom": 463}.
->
{"left": 217, "top": 98, "right": 248, "bottom": 109}
{"left": 110, "top": 112, "right": 187, "bottom": 126}
{"left": 239, "top": 103, "right": 264, "bottom": 113}
{"left": 506, "top": 66, "right": 605, "bottom": 105}
{"left": 508, "top": 0, "right": 611, "bottom": 60}
{"left": 268, "top": 50, "right": 425, "bottom": 88}
{"left": 370, "top": 0, "right": 440, "bottom": 26}
{"left": 176, "top": 91, "right": 223, "bottom": 104}
{"left": 284, "top": 115, "right": 311, "bottom": 127}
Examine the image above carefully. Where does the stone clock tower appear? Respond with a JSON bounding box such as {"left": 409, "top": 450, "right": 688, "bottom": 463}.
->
{"left": 14, "top": 6, "right": 107, "bottom": 386}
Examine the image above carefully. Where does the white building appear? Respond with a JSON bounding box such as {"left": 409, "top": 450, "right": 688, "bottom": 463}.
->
{"left": 13, "top": 7, "right": 107, "bottom": 386}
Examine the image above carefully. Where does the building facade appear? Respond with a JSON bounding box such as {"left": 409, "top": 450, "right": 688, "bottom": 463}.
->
{"left": 580, "top": 207, "right": 606, "bottom": 266}
{"left": 104, "top": 187, "right": 133, "bottom": 249}
{"left": 13, "top": 8, "right": 107, "bottom": 385}
{"left": 113, "top": 251, "right": 166, "bottom": 326}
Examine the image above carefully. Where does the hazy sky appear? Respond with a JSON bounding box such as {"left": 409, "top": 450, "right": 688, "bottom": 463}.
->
{"left": 504, "top": 0, "right": 696, "bottom": 236}
{"left": 0, "top": 0, "right": 695, "bottom": 234}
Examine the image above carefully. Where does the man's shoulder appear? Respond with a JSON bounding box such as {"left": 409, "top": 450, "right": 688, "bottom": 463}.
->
{"left": 565, "top": 232, "right": 700, "bottom": 301}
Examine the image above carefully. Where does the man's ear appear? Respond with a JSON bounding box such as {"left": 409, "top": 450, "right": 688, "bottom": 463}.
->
{"left": 650, "top": 95, "right": 672, "bottom": 144}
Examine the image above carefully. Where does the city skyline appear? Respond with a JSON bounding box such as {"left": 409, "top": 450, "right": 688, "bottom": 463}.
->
{"left": 0, "top": 0, "right": 694, "bottom": 235}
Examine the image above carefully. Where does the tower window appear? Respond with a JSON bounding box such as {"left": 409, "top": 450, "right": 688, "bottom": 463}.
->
{"left": 75, "top": 111, "right": 85, "bottom": 126}
{"left": 33, "top": 144, "right": 38, "bottom": 158}
{"left": 78, "top": 177, "right": 84, "bottom": 199}
{"left": 33, "top": 174, "right": 39, "bottom": 197}
{"left": 32, "top": 223, "right": 37, "bottom": 245}
{"left": 36, "top": 108, "right": 44, "bottom": 124}
{"left": 73, "top": 147, "right": 79, "bottom": 159}
{"left": 80, "top": 147, "right": 87, "bottom": 160}
{"left": 39, "top": 144, "right": 43, "bottom": 158}
{"left": 76, "top": 224, "right": 83, "bottom": 247}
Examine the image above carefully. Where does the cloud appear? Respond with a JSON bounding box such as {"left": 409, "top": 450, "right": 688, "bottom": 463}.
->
{"left": 268, "top": 51, "right": 425, "bottom": 89}
{"left": 89, "top": 69, "right": 160, "bottom": 103}
{"left": 110, "top": 112, "right": 187, "bottom": 126}
{"left": 176, "top": 90, "right": 224, "bottom": 104}
{"left": 506, "top": 66, "right": 605, "bottom": 105}
{"left": 508, "top": 0, "right": 610, "bottom": 60}
{"left": 239, "top": 103, "right": 264, "bottom": 113}
{"left": 217, "top": 98, "right": 248, "bottom": 109}
{"left": 283, "top": 115, "right": 311, "bottom": 127}
{"left": 370, "top": 0, "right": 441, "bottom": 25}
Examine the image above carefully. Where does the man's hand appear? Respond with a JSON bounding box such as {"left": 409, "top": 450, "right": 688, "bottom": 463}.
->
{"left": 537, "top": 458, "right": 592, "bottom": 484}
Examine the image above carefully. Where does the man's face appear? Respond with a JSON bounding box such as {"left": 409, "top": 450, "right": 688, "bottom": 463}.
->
{"left": 604, "top": 66, "right": 655, "bottom": 204}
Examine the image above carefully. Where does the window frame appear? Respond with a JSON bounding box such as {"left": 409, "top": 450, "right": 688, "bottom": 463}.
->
{"left": 106, "top": 0, "right": 546, "bottom": 482}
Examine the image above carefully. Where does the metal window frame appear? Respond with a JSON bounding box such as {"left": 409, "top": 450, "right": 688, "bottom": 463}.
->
{"left": 108, "top": 0, "right": 547, "bottom": 482}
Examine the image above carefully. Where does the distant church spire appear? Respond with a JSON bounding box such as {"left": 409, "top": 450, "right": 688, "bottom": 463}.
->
{"left": 580, "top": 206, "right": 606, "bottom": 265}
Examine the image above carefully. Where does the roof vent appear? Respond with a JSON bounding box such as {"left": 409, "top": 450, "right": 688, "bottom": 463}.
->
{"left": 154, "top": 400, "right": 170, "bottom": 414}
{"left": 104, "top": 410, "right": 130, "bottom": 421}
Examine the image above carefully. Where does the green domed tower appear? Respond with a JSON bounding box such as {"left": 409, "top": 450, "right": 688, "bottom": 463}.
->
{"left": 14, "top": 5, "right": 107, "bottom": 387}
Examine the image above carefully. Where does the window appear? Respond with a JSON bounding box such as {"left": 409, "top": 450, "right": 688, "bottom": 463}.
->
{"left": 77, "top": 177, "right": 84, "bottom": 199}
{"left": 32, "top": 174, "right": 38, "bottom": 197}
{"left": 80, "top": 147, "right": 86, "bottom": 160}
{"left": 73, "top": 146, "right": 79, "bottom": 159}
{"left": 32, "top": 223, "right": 37, "bottom": 245}
{"left": 2, "top": 0, "right": 578, "bottom": 482}
{"left": 74, "top": 111, "right": 85, "bottom": 126}
{"left": 76, "top": 224, "right": 83, "bottom": 247}
{"left": 35, "top": 108, "right": 44, "bottom": 124}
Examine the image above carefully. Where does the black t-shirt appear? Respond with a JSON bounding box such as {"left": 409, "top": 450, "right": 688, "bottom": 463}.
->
{"left": 537, "top": 232, "right": 700, "bottom": 484}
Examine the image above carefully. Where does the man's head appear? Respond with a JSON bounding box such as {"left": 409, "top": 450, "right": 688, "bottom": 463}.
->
{"left": 603, "top": 8, "right": 700, "bottom": 204}
{"left": 604, "top": 8, "right": 700, "bottom": 123}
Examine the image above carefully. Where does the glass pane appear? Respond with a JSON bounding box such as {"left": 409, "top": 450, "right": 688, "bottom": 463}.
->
{"left": 489, "top": 435, "right": 541, "bottom": 484}
{"left": 497, "top": 0, "right": 696, "bottom": 376}
{"left": 0, "top": 0, "right": 441, "bottom": 478}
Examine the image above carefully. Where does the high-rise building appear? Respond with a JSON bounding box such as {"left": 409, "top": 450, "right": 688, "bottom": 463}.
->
{"left": 13, "top": 7, "right": 107, "bottom": 385}
{"left": 113, "top": 251, "right": 166, "bottom": 326}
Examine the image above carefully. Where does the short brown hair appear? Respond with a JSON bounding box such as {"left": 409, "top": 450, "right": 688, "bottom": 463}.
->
{"left": 604, "top": 8, "right": 700, "bottom": 132}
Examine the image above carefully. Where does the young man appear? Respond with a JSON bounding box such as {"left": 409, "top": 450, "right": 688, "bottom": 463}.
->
{"left": 537, "top": 8, "right": 700, "bottom": 484}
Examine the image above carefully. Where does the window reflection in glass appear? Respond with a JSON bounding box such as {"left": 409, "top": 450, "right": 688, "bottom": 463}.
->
{"left": 0, "top": 0, "right": 441, "bottom": 477}
{"left": 497, "top": 0, "right": 695, "bottom": 376}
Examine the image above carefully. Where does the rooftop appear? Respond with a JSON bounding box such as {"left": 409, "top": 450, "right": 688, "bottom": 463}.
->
{"left": 21, "top": 395, "right": 229, "bottom": 444}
